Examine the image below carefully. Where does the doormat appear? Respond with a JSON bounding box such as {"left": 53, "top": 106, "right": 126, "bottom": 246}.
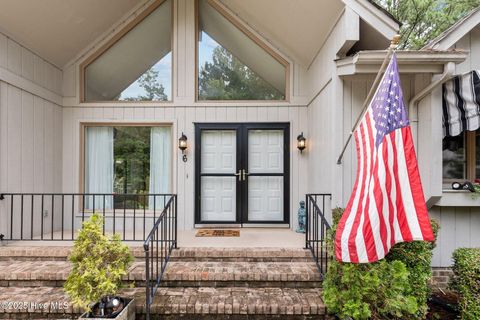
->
{"left": 195, "top": 229, "right": 240, "bottom": 237}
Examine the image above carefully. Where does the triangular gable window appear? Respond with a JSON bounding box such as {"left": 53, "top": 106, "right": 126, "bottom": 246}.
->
{"left": 197, "top": 0, "right": 289, "bottom": 101}
{"left": 82, "top": 0, "right": 172, "bottom": 102}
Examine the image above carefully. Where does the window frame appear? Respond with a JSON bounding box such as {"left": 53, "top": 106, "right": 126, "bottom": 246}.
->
{"left": 443, "top": 130, "right": 477, "bottom": 185}
{"left": 79, "top": 0, "right": 174, "bottom": 103}
{"left": 194, "top": 0, "right": 291, "bottom": 102}
{"left": 79, "top": 122, "right": 175, "bottom": 199}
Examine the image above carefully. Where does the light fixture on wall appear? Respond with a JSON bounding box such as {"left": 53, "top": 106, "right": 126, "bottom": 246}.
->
{"left": 178, "top": 132, "right": 188, "bottom": 162}
{"left": 297, "top": 132, "right": 306, "bottom": 153}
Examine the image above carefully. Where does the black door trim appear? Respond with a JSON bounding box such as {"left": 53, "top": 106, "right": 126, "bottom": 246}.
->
{"left": 194, "top": 122, "right": 290, "bottom": 225}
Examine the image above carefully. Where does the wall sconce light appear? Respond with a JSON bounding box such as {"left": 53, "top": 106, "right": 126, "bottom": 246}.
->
{"left": 297, "top": 132, "right": 306, "bottom": 153}
{"left": 178, "top": 132, "right": 188, "bottom": 162}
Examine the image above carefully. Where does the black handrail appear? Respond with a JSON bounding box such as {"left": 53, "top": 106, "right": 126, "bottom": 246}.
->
{"left": 143, "top": 194, "right": 177, "bottom": 320}
{"left": 305, "top": 193, "right": 332, "bottom": 277}
{"left": 0, "top": 193, "right": 174, "bottom": 241}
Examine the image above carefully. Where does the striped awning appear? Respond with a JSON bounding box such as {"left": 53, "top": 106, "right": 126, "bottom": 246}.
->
{"left": 443, "top": 70, "right": 480, "bottom": 137}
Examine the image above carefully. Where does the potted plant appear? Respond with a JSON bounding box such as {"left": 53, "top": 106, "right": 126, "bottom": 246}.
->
{"left": 64, "top": 213, "right": 134, "bottom": 319}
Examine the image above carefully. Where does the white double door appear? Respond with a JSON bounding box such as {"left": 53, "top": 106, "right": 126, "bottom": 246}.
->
{"left": 195, "top": 123, "right": 289, "bottom": 225}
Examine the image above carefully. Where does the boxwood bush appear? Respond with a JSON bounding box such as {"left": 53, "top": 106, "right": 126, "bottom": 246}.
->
{"left": 450, "top": 247, "right": 480, "bottom": 320}
{"left": 323, "top": 208, "right": 438, "bottom": 320}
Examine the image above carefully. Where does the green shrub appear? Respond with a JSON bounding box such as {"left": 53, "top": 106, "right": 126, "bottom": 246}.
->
{"left": 450, "top": 247, "right": 480, "bottom": 320}
{"left": 64, "top": 213, "right": 133, "bottom": 311}
{"left": 324, "top": 259, "right": 419, "bottom": 319}
{"left": 324, "top": 207, "right": 438, "bottom": 319}
{"left": 385, "top": 219, "right": 439, "bottom": 319}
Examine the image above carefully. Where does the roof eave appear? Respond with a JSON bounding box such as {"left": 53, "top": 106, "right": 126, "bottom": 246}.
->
{"left": 342, "top": 0, "right": 400, "bottom": 41}
{"left": 423, "top": 7, "right": 480, "bottom": 50}
{"left": 336, "top": 50, "right": 468, "bottom": 76}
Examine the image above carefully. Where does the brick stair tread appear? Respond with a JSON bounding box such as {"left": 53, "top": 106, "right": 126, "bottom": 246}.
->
{"left": 162, "top": 261, "right": 321, "bottom": 282}
{"left": 0, "top": 246, "right": 145, "bottom": 260}
{"left": 0, "top": 246, "right": 312, "bottom": 260}
{"left": 171, "top": 248, "right": 312, "bottom": 259}
{"left": 0, "top": 261, "right": 320, "bottom": 283}
{"left": 0, "top": 286, "right": 325, "bottom": 316}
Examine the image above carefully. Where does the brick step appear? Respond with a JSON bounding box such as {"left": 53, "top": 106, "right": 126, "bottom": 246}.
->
{"left": 161, "top": 261, "right": 322, "bottom": 288}
{"left": 0, "top": 260, "right": 321, "bottom": 288}
{"left": 170, "top": 248, "right": 313, "bottom": 262}
{"left": 0, "top": 287, "right": 326, "bottom": 319}
{"left": 0, "top": 246, "right": 314, "bottom": 262}
{"left": 0, "top": 246, "right": 146, "bottom": 261}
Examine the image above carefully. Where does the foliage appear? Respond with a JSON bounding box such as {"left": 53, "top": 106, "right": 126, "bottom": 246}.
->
{"left": 373, "top": 0, "right": 480, "bottom": 49}
{"left": 198, "top": 46, "right": 284, "bottom": 100}
{"left": 121, "top": 68, "right": 168, "bottom": 101}
{"left": 324, "top": 259, "right": 419, "bottom": 319}
{"left": 450, "top": 247, "right": 480, "bottom": 320}
{"left": 64, "top": 213, "right": 133, "bottom": 311}
{"left": 386, "top": 219, "right": 439, "bottom": 319}
{"left": 113, "top": 126, "right": 151, "bottom": 196}
{"left": 324, "top": 207, "right": 439, "bottom": 319}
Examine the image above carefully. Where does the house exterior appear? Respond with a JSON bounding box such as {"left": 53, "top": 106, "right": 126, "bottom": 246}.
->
{"left": 0, "top": 0, "right": 475, "bottom": 270}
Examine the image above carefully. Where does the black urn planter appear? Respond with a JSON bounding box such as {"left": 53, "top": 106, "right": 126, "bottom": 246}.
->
{"left": 79, "top": 297, "right": 135, "bottom": 320}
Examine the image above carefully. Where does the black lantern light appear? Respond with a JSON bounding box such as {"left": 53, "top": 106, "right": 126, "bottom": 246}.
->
{"left": 297, "top": 132, "right": 306, "bottom": 153}
{"left": 178, "top": 132, "right": 188, "bottom": 162}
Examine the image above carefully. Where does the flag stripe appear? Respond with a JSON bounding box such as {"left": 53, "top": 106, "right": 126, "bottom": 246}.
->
{"left": 348, "top": 122, "right": 369, "bottom": 263}
{"left": 389, "top": 130, "right": 413, "bottom": 241}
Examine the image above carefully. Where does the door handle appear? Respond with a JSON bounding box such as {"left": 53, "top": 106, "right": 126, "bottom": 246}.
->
{"left": 234, "top": 170, "right": 242, "bottom": 180}
{"left": 242, "top": 169, "right": 248, "bottom": 181}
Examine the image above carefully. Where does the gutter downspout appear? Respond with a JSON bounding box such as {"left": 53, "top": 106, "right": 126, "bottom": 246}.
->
{"left": 408, "top": 61, "right": 455, "bottom": 124}
{"left": 408, "top": 61, "right": 455, "bottom": 208}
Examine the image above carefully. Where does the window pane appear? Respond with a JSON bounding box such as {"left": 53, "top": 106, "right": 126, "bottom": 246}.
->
{"left": 113, "top": 127, "right": 151, "bottom": 195}
{"left": 85, "top": 126, "right": 172, "bottom": 210}
{"left": 197, "top": 0, "right": 286, "bottom": 100}
{"left": 443, "top": 133, "right": 466, "bottom": 180}
{"left": 84, "top": 0, "right": 172, "bottom": 102}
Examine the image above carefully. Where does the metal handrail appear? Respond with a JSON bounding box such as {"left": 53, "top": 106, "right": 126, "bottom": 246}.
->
{"left": 305, "top": 193, "right": 332, "bottom": 277}
{"left": 0, "top": 193, "right": 174, "bottom": 241}
{"left": 143, "top": 194, "right": 177, "bottom": 320}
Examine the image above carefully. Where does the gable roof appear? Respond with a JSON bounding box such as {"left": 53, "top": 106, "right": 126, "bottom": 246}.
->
{"left": 366, "top": 0, "right": 401, "bottom": 26}
{"left": 423, "top": 6, "right": 480, "bottom": 50}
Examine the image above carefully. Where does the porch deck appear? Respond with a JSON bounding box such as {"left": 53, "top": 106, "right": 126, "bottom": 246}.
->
{"left": 1, "top": 228, "right": 305, "bottom": 248}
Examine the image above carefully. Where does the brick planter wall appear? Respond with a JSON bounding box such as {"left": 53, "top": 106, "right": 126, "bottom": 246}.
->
{"left": 431, "top": 267, "right": 453, "bottom": 289}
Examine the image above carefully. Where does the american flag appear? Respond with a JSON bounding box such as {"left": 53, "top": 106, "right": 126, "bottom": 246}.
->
{"left": 335, "top": 54, "right": 435, "bottom": 263}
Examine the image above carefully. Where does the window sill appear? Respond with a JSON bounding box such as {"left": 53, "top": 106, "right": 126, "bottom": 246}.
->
{"left": 435, "top": 190, "right": 480, "bottom": 207}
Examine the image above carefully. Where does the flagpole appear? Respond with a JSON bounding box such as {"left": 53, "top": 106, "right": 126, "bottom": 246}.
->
{"left": 336, "top": 34, "right": 401, "bottom": 165}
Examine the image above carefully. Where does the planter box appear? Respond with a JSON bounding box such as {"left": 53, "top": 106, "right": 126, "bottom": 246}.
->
{"left": 79, "top": 299, "right": 135, "bottom": 320}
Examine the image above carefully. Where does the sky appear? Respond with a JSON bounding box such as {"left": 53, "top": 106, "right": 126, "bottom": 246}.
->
{"left": 119, "top": 32, "right": 219, "bottom": 101}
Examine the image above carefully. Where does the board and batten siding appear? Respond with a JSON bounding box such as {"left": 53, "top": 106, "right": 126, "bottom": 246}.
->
{"left": 62, "top": 105, "right": 308, "bottom": 231}
{"left": 0, "top": 32, "right": 63, "bottom": 238}
{"left": 425, "top": 24, "right": 480, "bottom": 267}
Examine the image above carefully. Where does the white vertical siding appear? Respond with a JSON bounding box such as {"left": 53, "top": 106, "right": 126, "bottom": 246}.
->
{"left": 0, "top": 32, "right": 62, "bottom": 96}
{"left": 0, "top": 82, "right": 62, "bottom": 193}
{"left": 454, "top": 26, "right": 480, "bottom": 72}
{"left": 430, "top": 206, "right": 480, "bottom": 266}
{"left": 0, "top": 30, "right": 63, "bottom": 238}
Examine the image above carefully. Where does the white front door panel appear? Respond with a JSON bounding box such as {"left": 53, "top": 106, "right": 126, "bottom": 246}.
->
{"left": 200, "top": 130, "right": 237, "bottom": 222}
{"left": 247, "top": 130, "right": 284, "bottom": 221}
